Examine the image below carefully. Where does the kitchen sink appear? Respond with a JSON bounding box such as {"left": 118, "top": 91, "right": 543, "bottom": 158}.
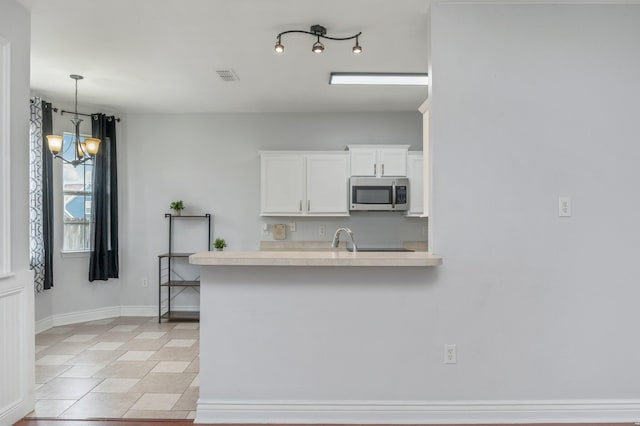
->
{"left": 347, "top": 247, "right": 414, "bottom": 252}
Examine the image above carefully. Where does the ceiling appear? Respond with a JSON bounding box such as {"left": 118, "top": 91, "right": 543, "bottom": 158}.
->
{"left": 21, "top": 0, "right": 430, "bottom": 114}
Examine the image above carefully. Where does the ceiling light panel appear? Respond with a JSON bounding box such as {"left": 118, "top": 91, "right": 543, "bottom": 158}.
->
{"left": 330, "top": 73, "right": 428, "bottom": 86}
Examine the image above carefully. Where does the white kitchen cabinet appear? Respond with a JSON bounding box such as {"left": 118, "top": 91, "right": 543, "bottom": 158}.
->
{"left": 347, "top": 145, "right": 409, "bottom": 177}
{"left": 306, "top": 154, "right": 349, "bottom": 215}
{"left": 260, "top": 152, "right": 349, "bottom": 216}
{"left": 260, "top": 154, "right": 305, "bottom": 215}
{"left": 349, "top": 148, "right": 378, "bottom": 176}
{"left": 406, "top": 152, "right": 424, "bottom": 216}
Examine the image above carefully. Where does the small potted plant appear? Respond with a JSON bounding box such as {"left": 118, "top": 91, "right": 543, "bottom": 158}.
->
{"left": 170, "top": 200, "right": 184, "bottom": 216}
{"left": 214, "top": 238, "right": 227, "bottom": 251}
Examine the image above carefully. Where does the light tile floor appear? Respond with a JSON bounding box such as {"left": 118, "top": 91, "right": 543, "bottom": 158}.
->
{"left": 29, "top": 317, "right": 199, "bottom": 420}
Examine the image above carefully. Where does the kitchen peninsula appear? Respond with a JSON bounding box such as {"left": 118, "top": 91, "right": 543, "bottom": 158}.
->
{"left": 190, "top": 249, "right": 442, "bottom": 423}
{"left": 190, "top": 249, "right": 442, "bottom": 267}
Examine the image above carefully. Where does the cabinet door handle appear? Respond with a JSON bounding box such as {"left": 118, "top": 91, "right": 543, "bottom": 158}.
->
{"left": 308, "top": 200, "right": 310, "bottom": 211}
{"left": 382, "top": 163, "right": 385, "bottom": 176}
{"left": 374, "top": 163, "right": 377, "bottom": 175}
{"left": 299, "top": 200, "right": 302, "bottom": 211}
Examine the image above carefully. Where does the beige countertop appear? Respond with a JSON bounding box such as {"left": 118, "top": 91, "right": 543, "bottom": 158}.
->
{"left": 189, "top": 249, "right": 442, "bottom": 267}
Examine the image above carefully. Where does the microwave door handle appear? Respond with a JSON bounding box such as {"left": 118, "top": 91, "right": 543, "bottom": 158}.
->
{"left": 392, "top": 181, "right": 396, "bottom": 209}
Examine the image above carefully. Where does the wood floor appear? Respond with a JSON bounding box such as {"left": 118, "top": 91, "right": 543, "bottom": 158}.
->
{"left": 13, "top": 421, "right": 635, "bottom": 426}
{"left": 14, "top": 419, "right": 194, "bottom": 425}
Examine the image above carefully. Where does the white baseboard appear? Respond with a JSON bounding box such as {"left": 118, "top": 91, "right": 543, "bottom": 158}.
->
{"left": 196, "top": 399, "right": 640, "bottom": 424}
{"left": 34, "top": 315, "right": 54, "bottom": 334}
{"left": 35, "top": 305, "right": 121, "bottom": 333}
{"left": 120, "top": 304, "right": 199, "bottom": 317}
{"left": 119, "top": 305, "right": 157, "bottom": 317}
{"left": 35, "top": 304, "right": 200, "bottom": 333}
{"left": 0, "top": 398, "right": 33, "bottom": 426}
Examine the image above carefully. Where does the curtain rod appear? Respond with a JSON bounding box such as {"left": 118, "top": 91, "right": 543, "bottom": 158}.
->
{"left": 56, "top": 108, "right": 121, "bottom": 122}
{"left": 55, "top": 107, "right": 121, "bottom": 122}
{"left": 29, "top": 99, "right": 121, "bottom": 122}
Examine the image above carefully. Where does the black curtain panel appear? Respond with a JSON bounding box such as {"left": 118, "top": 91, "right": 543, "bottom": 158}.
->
{"left": 89, "top": 114, "right": 119, "bottom": 281}
{"left": 41, "top": 101, "right": 54, "bottom": 289}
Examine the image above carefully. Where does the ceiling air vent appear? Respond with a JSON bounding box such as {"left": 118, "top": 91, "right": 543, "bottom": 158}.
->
{"left": 216, "top": 70, "right": 239, "bottom": 82}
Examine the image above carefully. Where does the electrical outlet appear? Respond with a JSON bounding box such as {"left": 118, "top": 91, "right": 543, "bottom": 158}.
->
{"left": 262, "top": 223, "right": 269, "bottom": 232}
{"left": 141, "top": 277, "right": 148, "bottom": 287}
{"left": 559, "top": 196, "right": 571, "bottom": 217}
{"left": 289, "top": 222, "right": 296, "bottom": 232}
{"left": 444, "top": 344, "right": 457, "bottom": 364}
{"left": 319, "top": 225, "right": 326, "bottom": 236}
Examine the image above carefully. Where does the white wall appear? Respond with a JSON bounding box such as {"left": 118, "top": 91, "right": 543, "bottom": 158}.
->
{"left": 34, "top": 101, "right": 122, "bottom": 324}
{"left": 120, "top": 112, "right": 425, "bottom": 311}
{"left": 196, "top": 5, "right": 640, "bottom": 422}
{"left": 0, "top": 0, "right": 35, "bottom": 423}
{"left": 3, "top": 0, "right": 29, "bottom": 273}
{"left": 430, "top": 2, "right": 640, "bottom": 403}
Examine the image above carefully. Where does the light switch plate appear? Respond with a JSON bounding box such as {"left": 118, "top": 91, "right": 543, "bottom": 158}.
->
{"left": 273, "top": 224, "right": 286, "bottom": 240}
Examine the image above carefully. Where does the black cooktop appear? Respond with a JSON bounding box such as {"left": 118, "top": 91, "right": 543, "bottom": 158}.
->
{"left": 347, "top": 247, "right": 414, "bottom": 252}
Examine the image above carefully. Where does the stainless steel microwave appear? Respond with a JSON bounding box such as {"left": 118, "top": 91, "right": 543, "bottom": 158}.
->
{"left": 350, "top": 177, "right": 409, "bottom": 211}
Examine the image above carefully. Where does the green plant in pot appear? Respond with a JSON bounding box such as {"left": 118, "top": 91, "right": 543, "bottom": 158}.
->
{"left": 170, "top": 200, "right": 184, "bottom": 216}
{"left": 214, "top": 238, "right": 227, "bottom": 251}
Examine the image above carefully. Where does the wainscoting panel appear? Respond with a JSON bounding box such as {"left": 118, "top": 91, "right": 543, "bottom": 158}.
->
{"left": 0, "top": 270, "right": 35, "bottom": 426}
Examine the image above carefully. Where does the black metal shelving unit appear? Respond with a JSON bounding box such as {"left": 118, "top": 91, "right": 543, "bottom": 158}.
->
{"left": 158, "top": 213, "right": 211, "bottom": 323}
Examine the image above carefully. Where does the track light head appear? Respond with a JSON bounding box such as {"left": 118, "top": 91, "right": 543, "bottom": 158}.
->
{"left": 274, "top": 36, "right": 284, "bottom": 54}
{"left": 312, "top": 37, "right": 324, "bottom": 53}
{"left": 352, "top": 36, "right": 362, "bottom": 54}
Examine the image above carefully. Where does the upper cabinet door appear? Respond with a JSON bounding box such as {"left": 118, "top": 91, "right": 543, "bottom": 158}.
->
{"left": 348, "top": 145, "right": 409, "bottom": 177}
{"left": 306, "top": 154, "right": 349, "bottom": 215}
{"left": 349, "top": 148, "right": 377, "bottom": 177}
{"left": 260, "top": 154, "right": 305, "bottom": 215}
{"left": 379, "top": 148, "right": 407, "bottom": 177}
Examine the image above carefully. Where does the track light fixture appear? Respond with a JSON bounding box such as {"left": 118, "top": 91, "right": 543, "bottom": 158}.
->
{"left": 274, "top": 24, "right": 362, "bottom": 55}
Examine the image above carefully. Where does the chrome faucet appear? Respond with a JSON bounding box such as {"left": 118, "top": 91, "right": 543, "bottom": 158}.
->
{"left": 331, "top": 227, "right": 358, "bottom": 252}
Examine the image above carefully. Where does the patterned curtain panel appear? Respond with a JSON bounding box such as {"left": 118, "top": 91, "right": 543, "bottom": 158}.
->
{"left": 29, "top": 97, "right": 54, "bottom": 292}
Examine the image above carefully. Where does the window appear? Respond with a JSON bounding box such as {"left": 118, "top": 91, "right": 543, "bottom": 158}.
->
{"left": 62, "top": 132, "right": 93, "bottom": 252}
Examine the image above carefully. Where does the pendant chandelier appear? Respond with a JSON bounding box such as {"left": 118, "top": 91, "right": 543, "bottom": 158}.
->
{"left": 46, "top": 74, "right": 101, "bottom": 167}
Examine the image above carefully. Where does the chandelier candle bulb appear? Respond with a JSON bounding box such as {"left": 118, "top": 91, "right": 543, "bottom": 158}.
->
{"left": 76, "top": 142, "right": 85, "bottom": 158}
{"left": 84, "top": 138, "right": 101, "bottom": 155}
{"left": 45, "top": 134, "right": 63, "bottom": 154}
